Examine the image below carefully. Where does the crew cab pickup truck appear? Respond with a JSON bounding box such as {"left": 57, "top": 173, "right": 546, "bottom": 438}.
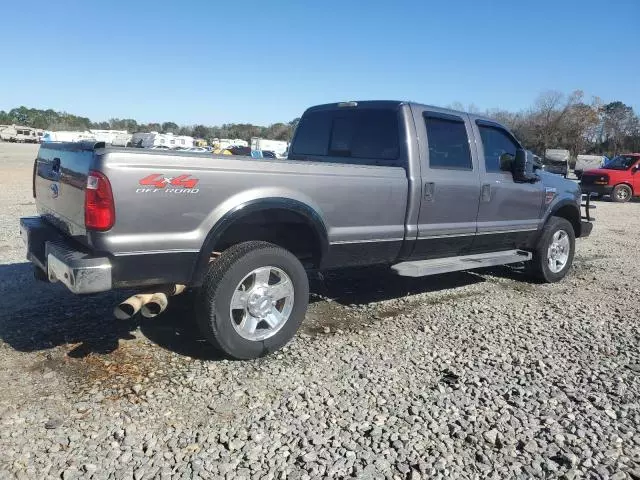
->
{"left": 580, "top": 153, "right": 640, "bottom": 202}
{"left": 20, "top": 101, "right": 593, "bottom": 359}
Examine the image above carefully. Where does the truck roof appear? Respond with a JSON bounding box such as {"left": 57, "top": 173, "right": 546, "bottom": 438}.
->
{"left": 304, "top": 100, "right": 497, "bottom": 123}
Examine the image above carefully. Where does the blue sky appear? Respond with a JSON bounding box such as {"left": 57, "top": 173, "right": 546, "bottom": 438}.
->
{"left": 1, "top": 0, "right": 638, "bottom": 126}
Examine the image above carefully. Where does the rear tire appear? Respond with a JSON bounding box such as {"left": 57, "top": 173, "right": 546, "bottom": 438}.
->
{"left": 195, "top": 241, "right": 309, "bottom": 359}
{"left": 611, "top": 184, "right": 632, "bottom": 203}
{"left": 526, "top": 216, "right": 575, "bottom": 283}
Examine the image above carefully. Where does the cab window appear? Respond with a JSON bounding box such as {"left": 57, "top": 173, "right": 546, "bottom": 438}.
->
{"left": 477, "top": 124, "right": 519, "bottom": 173}
{"left": 424, "top": 114, "right": 472, "bottom": 170}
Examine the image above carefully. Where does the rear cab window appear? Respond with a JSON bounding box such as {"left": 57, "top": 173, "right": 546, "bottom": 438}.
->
{"left": 423, "top": 113, "right": 472, "bottom": 170}
{"left": 289, "top": 106, "right": 402, "bottom": 167}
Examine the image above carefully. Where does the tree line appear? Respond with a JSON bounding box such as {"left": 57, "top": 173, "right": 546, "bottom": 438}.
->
{"left": 0, "top": 106, "right": 299, "bottom": 142}
{"left": 1, "top": 91, "right": 639, "bottom": 156}
{"left": 450, "top": 90, "right": 639, "bottom": 157}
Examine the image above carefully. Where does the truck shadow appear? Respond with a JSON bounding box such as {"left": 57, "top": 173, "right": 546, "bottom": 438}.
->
{"left": 308, "top": 266, "right": 484, "bottom": 305}
{"left": 0, "top": 262, "right": 137, "bottom": 358}
{"left": 0, "top": 262, "right": 489, "bottom": 362}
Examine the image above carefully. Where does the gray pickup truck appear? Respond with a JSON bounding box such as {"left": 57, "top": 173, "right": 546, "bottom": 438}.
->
{"left": 20, "top": 101, "right": 593, "bottom": 359}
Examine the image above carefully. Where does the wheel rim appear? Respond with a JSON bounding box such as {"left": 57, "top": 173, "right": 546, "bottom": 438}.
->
{"left": 547, "top": 229, "right": 570, "bottom": 273}
{"left": 616, "top": 187, "right": 630, "bottom": 201}
{"left": 229, "top": 266, "right": 294, "bottom": 341}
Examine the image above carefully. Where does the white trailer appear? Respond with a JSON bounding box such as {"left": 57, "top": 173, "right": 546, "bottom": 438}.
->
{"left": 130, "top": 132, "right": 194, "bottom": 149}
{"left": 0, "top": 125, "right": 40, "bottom": 143}
{"left": 42, "top": 131, "right": 96, "bottom": 143}
{"left": 574, "top": 155, "right": 605, "bottom": 179}
{"left": 89, "top": 129, "right": 129, "bottom": 144}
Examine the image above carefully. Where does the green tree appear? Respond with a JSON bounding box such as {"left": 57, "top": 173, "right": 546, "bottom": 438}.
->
{"left": 162, "top": 122, "right": 179, "bottom": 133}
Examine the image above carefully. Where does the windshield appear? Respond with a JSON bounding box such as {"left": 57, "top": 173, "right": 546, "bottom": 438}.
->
{"left": 603, "top": 155, "right": 638, "bottom": 170}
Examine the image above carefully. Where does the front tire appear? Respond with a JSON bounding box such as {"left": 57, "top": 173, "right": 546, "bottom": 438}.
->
{"left": 196, "top": 241, "right": 309, "bottom": 359}
{"left": 611, "top": 184, "right": 632, "bottom": 203}
{"left": 526, "top": 216, "right": 575, "bottom": 283}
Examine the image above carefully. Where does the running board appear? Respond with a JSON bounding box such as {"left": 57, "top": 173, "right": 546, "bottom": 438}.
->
{"left": 391, "top": 250, "right": 532, "bottom": 277}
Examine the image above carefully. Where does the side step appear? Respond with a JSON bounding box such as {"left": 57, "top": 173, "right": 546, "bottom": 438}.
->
{"left": 391, "top": 249, "right": 532, "bottom": 277}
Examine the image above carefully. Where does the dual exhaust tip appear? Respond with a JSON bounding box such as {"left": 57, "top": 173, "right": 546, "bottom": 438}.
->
{"left": 114, "top": 284, "right": 185, "bottom": 320}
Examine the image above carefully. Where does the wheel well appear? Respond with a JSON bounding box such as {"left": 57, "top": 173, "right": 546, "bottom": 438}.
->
{"left": 613, "top": 182, "right": 633, "bottom": 193}
{"left": 553, "top": 204, "right": 581, "bottom": 237}
{"left": 213, "top": 209, "right": 323, "bottom": 269}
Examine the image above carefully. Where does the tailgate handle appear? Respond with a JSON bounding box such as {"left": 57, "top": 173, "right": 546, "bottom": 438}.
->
{"left": 51, "top": 158, "right": 61, "bottom": 179}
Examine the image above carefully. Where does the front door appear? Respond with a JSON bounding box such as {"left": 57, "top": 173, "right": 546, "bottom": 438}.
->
{"left": 411, "top": 107, "right": 481, "bottom": 259}
{"left": 471, "top": 120, "right": 544, "bottom": 252}
{"left": 631, "top": 159, "right": 640, "bottom": 193}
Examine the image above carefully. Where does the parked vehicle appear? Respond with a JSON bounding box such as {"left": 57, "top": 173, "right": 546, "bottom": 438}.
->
{"left": 580, "top": 154, "right": 640, "bottom": 202}
{"left": 0, "top": 125, "right": 40, "bottom": 143}
{"left": 250, "top": 138, "right": 288, "bottom": 158}
{"left": 574, "top": 155, "right": 605, "bottom": 179}
{"left": 543, "top": 149, "right": 570, "bottom": 177}
{"left": 212, "top": 138, "right": 248, "bottom": 150}
{"left": 20, "top": 100, "right": 593, "bottom": 359}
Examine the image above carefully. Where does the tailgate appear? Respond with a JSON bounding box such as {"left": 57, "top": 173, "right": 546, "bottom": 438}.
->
{"left": 34, "top": 142, "right": 98, "bottom": 239}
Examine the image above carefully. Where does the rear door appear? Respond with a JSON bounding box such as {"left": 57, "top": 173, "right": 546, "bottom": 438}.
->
{"left": 471, "top": 120, "right": 544, "bottom": 252}
{"left": 410, "top": 107, "right": 481, "bottom": 259}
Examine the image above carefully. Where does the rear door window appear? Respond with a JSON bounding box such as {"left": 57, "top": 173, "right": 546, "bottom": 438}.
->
{"left": 424, "top": 114, "right": 472, "bottom": 170}
{"left": 290, "top": 108, "right": 400, "bottom": 165}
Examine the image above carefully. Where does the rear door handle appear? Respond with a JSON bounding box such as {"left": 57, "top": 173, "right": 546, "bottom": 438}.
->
{"left": 481, "top": 183, "right": 491, "bottom": 202}
{"left": 424, "top": 182, "right": 435, "bottom": 202}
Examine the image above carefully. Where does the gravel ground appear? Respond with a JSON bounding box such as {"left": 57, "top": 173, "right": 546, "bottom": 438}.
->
{"left": 0, "top": 142, "right": 638, "bottom": 480}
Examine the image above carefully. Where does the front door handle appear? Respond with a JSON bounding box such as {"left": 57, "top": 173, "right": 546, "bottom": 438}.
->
{"left": 481, "top": 183, "right": 491, "bottom": 202}
{"left": 424, "top": 182, "right": 435, "bottom": 202}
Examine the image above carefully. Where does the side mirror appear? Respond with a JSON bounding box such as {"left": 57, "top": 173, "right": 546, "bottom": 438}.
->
{"left": 499, "top": 153, "right": 515, "bottom": 172}
{"left": 513, "top": 149, "right": 539, "bottom": 183}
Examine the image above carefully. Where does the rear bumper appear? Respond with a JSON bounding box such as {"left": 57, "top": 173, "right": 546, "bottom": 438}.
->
{"left": 20, "top": 216, "right": 198, "bottom": 293}
{"left": 20, "top": 217, "right": 112, "bottom": 294}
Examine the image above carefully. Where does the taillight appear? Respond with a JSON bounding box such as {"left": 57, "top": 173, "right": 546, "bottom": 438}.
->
{"left": 85, "top": 171, "right": 115, "bottom": 231}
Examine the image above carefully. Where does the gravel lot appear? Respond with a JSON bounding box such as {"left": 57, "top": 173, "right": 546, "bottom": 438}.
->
{"left": 0, "top": 142, "right": 638, "bottom": 480}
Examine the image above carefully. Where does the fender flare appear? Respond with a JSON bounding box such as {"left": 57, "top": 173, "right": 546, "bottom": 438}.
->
{"left": 543, "top": 198, "right": 582, "bottom": 237}
{"left": 189, "top": 198, "right": 329, "bottom": 285}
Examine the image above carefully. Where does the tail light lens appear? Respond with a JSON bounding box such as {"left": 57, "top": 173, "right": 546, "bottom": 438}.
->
{"left": 85, "top": 171, "right": 115, "bottom": 231}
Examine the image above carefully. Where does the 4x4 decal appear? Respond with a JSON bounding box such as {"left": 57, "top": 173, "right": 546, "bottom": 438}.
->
{"left": 136, "top": 174, "right": 200, "bottom": 194}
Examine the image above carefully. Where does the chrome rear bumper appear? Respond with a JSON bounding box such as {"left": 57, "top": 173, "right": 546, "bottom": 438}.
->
{"left": 20, "top": 216, "right": 112, "bottom": 294}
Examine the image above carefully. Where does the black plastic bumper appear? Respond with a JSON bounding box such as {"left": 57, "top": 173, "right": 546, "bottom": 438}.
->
{"left": 580, "top": 184, "right": 613, "bottom": 196}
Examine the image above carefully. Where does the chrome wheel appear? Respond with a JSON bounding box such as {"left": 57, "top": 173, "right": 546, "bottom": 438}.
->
{"left": 230, "top": 266, "right": 294, "bottom": 341}
{"left": 547, "top": 229, "right": 570, "bottom": 273}
{"left": 615, "top": 187, "right": 630, "bottom": 201}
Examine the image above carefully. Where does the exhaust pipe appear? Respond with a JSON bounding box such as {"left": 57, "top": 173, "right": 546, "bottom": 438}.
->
{"left": 140, "top": 285, "right": 186, "bottom": 319}
{"left": 114, "top": 285, "right": 186, "bottom": 320}
{"left": 114, "top": 293, "right": 154, "bottom": 320}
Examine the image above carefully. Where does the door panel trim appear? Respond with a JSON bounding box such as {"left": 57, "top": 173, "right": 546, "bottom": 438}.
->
{"left": 330, "top": 237, "right": 404, "bottom": 245}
